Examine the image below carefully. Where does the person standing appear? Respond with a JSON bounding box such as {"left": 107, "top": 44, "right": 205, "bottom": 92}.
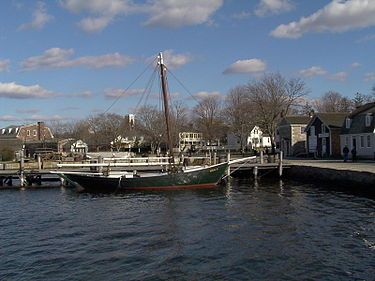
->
{"left": 343, "top": 146, "right": 349, "bottom": 162}
{"left": 351, "top": 147, "right": 357, "bottom": 162}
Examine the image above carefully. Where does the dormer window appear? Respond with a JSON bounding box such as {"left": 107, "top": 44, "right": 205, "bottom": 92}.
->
{"left": 8, "top": 128, "right": 12, "bottom": 134}
{"left": 365, "top": 114, "right": 373, "bottom": 127}
{"left": 27, "top": 130, "right": 31, "bottom": 136}
{"left": 1, "top": 129, "right": 4, "bottom": 134}
{"left": 345, "top": 118, "right": 351, "bottom": 129}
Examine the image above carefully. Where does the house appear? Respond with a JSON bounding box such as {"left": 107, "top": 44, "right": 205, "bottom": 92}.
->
{"left": 110, "top": 135, "right": 144, "bottom": 152}
{"left": 305, "top": 113, "right": 348, "bottom": 157}
{"left": 58, "top": 139, "right": 88, "bottom": 154}
{"left": 276, "top": 115, "right": 311, "bottom": 156}
{"left": 227, "top": 126, "right": 272, "bottom": 150}
{"left": 247, "top": 126, "right": 272, "bottom": 149}
{"left": 0, "top": 122, "right": 55, "bottom": 156}
{"left": 179, "top": 132, "right": 205, "bottom": 152}
{"left": 340, "top": 102, "right": 375, "bottom": 159}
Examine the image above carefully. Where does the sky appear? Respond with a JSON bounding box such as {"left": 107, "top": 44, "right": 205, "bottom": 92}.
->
{"left": 1, "top": 0, "right": 375, "bottom": 128}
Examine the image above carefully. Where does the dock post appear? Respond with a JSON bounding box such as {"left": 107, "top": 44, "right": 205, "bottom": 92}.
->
{"left": 253, "top": 166, "right": 258, "bottom": 179}
{"left": 19, "top": 149, "right": 25, "bottom": 187}
{"left": 98, "top": 155, "right": 103, "bottom": 174}
{"left": 213, "top": 152, "right": 217, "bottom": 165}
{"left": 260, "top": 151, "right": 264, "bottom": 164}
{"left": 37, "top": 154, "right": 42, "bottom": 172}
{"left": 227, "top": 151, "right": 231, "bottom": 176}
{"left": 278, "top": 151, "right": 283, "bottom": 177}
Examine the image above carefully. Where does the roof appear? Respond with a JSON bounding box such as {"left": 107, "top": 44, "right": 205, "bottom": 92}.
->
{"left": 349, "top": 102, "right": 375, "bottom": 118}
{"left": 315, "top": 112, "right": 348, "bottom": 128}
{"left": 305, "top": 112, "right": 348, "bottom": 132}
{"left": 279, "top": 115, "right": 311, "bottom": 126}
{"left": 341, "top": 103, "right": 375, "bottom": 135}
{"left": 0, "top": 125, "right": 20, "bottom": 138}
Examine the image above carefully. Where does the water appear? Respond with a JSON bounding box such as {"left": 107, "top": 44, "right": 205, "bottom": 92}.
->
{"left": 0, "top": 179, "right": 374, "bottom": 281}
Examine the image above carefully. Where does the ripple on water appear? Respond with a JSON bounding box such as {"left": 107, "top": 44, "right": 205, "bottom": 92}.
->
{"left": 0, "top": 180, "right": 374, "bottom": 280}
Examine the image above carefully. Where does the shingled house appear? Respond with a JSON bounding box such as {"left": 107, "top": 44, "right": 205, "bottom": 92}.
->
{"left": 305, "top": 113, "right": 348, "bottom": 158}
{"left": 0, "top": 122, "right": 55, "bottom": 158}
{"left": 275, "top": 115, "right": 311, "bottom": 156}
{"left": 340, "top": 102, "right": 375, "bottom": 159}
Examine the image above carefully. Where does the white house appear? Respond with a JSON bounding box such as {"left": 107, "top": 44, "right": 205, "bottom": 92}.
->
{"left": 179, "top": 132, "right": 205, "bottom": 152}
{"left": 227, "top": 126, "right": 271, "bottom": 150}
{"left": 340, "top": 102, "right": 375, "bottom": 159}
{"left": 71, "top": 140, "right": 88, "bottom": 154}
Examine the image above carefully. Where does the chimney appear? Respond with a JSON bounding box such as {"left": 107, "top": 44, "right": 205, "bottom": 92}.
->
{"left": 37, "top": 121, "right": 44, "bottom": 141}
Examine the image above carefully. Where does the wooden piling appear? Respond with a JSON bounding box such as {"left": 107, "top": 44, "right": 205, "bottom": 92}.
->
{"left": 19, "top": 149, "right": 25, "bottom": 187}
{"left": 227, "top": 152, "right": 231, "bottom": 176}
{"left": 278, "top": 151, "right": 283, "bottom": 177}
{"left": 260, "top": 151, "right": 264, "bottom": 164}
{"left": 253, "top": 166, "right": 258, "bottom": 179}
{"left": 37, "top": 154, "right": 42, "bottom": 172}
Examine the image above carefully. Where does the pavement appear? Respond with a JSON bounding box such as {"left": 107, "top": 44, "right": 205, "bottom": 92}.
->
{"left": 285, "top": 159, "right": 375, "bottom": 174}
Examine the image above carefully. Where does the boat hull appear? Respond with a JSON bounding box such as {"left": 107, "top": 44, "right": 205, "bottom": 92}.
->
{"left": 60, "top": 163, "right": 228, "bottom": 192}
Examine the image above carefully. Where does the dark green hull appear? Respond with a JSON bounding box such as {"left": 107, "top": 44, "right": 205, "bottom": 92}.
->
{"left": 60, "top": 162, "right": 228, "bottom": 192}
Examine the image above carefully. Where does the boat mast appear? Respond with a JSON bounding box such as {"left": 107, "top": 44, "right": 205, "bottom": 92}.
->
{"left": 158, "top": 52, "right": 173, "bottom": 158}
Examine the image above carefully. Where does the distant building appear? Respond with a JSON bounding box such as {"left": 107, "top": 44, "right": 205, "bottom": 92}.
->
{"left": 340, "top": 102, "right": 375, "bottom": 159}
{"left": 0, "top": 122, "right": 55, "bottom": 156}
{"left": 305, "top": 113, "right": 348, "bottom": 157}
{"left": 58, "top": 139, "right": 88, "bottom": 154}
{"left": 227, "top": 126, "right": 271, "bottom": 150}
{"left": 179, "top": 132, "right": 205, "bottom": 152}
{"left": 111, "top": 135, "right": 143, "bottom": 152}
{"left": 276, "top": 116, "right": 311, "bottom": 156}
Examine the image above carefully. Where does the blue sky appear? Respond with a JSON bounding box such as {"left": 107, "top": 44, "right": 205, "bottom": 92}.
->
{"left": 1, "top": 0, "right": 375, "bottom": 127}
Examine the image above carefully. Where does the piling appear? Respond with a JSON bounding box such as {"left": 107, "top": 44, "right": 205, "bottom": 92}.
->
{"left": 37, "top": 154, "right": 42, "bottom": 172}
{"left": 278, "top": 151, "right": 283, "bottom": 177}
{"left": 253, "top": 166, "right": 258, "bottom": 179}
{"left": 19, "top": 149, "right": 25, "bottom": 187}
{"left": 260, "top": 151, "right": 264, "bottom": 164}
{"left": 227, "top": 152, "right": 231, "bottom": 176}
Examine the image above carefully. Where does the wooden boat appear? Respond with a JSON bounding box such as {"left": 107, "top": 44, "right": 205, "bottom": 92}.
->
{"left": 53, "top": 53, "right": 253, "bottom": 192}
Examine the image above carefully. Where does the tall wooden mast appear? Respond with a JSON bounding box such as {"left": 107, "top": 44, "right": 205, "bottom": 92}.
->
{"left": 158, "top": 52, "right": 173, "bottom": 157}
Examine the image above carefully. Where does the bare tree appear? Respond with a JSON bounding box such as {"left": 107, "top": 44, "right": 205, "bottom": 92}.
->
{"left": 314, "top": 91, "right": 352, "bottom": 112}
{"left": 86, "top": 113, "right": 125, "bottom": 151}
{"left": 223, "top": 85, "right": 255, "bottom": 151}
{"left": 247, "top": 73, "right": 308, "bottom": 150}
{"left": 135, "top": 105, "right": 165, "bottom": 153}
{"left": 192, "top": 95, "right": 225, "bottom": 145}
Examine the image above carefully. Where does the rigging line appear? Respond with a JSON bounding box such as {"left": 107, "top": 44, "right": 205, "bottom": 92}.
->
{"left": 141, "top": 66, "right": 158, "bottom": 109}
{"left": 134, "top": 64, "right": 158, "bottom": 112}
{"left": 165, "top": 66, "right": 200, "bottom": 103}
{"left": 103, "top": 57, "right": 157, "bottom": 114}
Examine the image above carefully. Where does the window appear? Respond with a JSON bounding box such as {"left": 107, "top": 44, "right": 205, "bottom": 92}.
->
{"left": 321, "top": 124, "right": 326, "bottom": 134}
{"left": 365, "top": 114, "right": 373, "bottom": 127}
{"left": 27, "top": 130, "right": 30, "bottom": 136}
{"left": 360, "top": 136, "right": 364, "bottom": 148}
{"left": 33, "top": 130, "right": 37, "bottom": 136}
{"left": 367, "top": 135, "right": 371, "bottom": 148}
{"left": 346, "top": 118, "right": 351, "bottom": 129}
{"left": 301, "top": 126, "right": 306, "bottom": 134}
{"left": 345, "top": 136, "right": 349, "bottom": 146}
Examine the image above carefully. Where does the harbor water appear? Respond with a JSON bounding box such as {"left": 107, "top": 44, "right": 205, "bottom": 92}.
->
{"left": 0, "top": 179, "right": 374, "bottom": 280}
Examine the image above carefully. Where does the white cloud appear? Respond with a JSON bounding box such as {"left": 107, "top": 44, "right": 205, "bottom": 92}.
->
{"left": 255, "top": 0, "right": 293, "bottom": 17}
{"left": 19, "top": 2, "right": 53, "bottom": 30}
{"left": 160, "top": 49, "right": 192, "bottom": 69}
{"left": 142, "top": 0, "right": 223, "bottom": 28}
{"left": 193, "top": 91, "right": 222, "bottom": 99}
{"left": 61, "top": 0, "right": 223, "bottom": 32}
{"left": 299, "top": 66, "right": 327, "bottom": 77}
{"left": 271, "top": 0, "right": 375, "bottom": 39}
{"left": 25, "top": 114, "right": 65, "bottom": 121}
{"left": 0, "top": 115, "right": 20, "bottom": 122}
{"left": 105, "top": 88, "right": 144, "bottom": 99}
{"left": 16, "top": 108, "right": 40, "bottom": 114}
{"left": 328, "top": 71, "right": 348, "bottom": 82}
{"left": 0, "top": 59, "right": 10, "bottom": 71}
{"left": 351, "top": 62, "right": 361, "bottom": 68}
{"left": 364, "top": 72, "right": 375, "bottom": 81}
{"left": 21, "top": 48, "right": 133, "bottom": 70}
{"left": 0, "top": 82, "right": 56, "bottom": 99}
{"left": 356, "top": 33, "right": 375, "bottom": 43}
{"left": 223, "top": 59, "right": 266, "bottom": 74}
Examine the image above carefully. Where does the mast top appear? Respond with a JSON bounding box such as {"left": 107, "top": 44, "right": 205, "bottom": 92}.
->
{"left": 158, "top": 52, "right": 164, "bottom": 66}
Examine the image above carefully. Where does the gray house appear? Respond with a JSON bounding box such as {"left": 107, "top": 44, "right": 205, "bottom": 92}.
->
{"left": 340, "top": 102, "right": 375, "bottom": 159}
